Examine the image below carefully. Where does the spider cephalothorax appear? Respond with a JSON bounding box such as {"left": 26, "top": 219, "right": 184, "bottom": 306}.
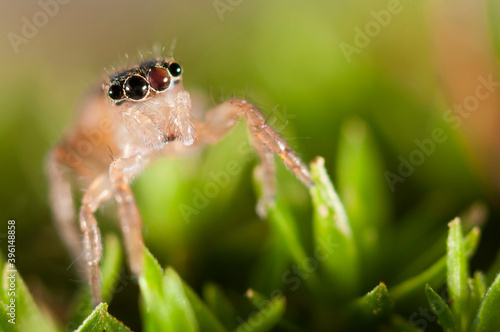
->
{"left": 103, "top": 58, "right": 196, "bottom": 149}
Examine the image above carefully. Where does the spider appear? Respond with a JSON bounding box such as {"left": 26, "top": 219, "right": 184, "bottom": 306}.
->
{"left": 46, "top": 53, "right": 313, "bottom": 304}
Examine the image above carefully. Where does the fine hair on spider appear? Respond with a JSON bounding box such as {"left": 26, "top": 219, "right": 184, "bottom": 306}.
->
{"left": 46, "top": 47, "right": 313, "bottom": 304}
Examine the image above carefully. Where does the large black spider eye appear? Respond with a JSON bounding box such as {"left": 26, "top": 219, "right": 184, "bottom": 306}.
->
{"left": 108, "top": 84, "right": 124, "bottom": 100}
{"left": 124, "top": 75, "right": 149, "bottom": 100}
{"left": 168, "top": 62, "right": 182, "bottom": 77}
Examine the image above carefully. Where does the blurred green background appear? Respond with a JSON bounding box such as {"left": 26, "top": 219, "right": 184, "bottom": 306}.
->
{"left": 1, "top": 0, "right": 500, "bottom": 330}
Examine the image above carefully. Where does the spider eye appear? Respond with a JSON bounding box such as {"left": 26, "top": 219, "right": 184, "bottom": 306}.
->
{"left": 168, "top": 62, "right": 182, "bottom": 77}
{"left": 108, "top": 84, "right": 124, "bottom": 100}
{"left": 148, "top": 67, "right": 170, "bottom": 91}
{"left": 124, "top": 75, "right": 149, "bottom": 100}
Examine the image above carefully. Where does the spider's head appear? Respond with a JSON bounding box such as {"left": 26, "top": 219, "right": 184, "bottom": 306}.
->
{"left": 104, "top": 58, "right": 183, "bottom": 104}
{"left": 103, "top": 58, "right": 196, "bottom": 149}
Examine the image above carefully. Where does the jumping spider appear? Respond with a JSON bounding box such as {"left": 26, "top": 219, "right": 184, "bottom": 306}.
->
{"left": 47, "top": 54, "right": 313, "bottom": 303}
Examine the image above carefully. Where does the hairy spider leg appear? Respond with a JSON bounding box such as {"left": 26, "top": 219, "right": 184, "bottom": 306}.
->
{"left": 194, "top": 98, "right": 313, "bottom": 216}
{"left": 79, "top": 174, "right": 112, "bottom": 302}
{"left": 46, "top": 150, "right": 84, "bottom": 271}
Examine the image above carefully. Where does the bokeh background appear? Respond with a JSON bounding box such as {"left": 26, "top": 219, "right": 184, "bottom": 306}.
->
{"left": 1, "top": 0, "right": 500, "bottom": 330}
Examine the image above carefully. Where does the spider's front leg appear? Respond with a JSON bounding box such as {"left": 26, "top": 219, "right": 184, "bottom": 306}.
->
{"left": 78, "top": 155, "right": 146, "bottom": 303}
{"left": 196, "top": 98, "right": 313, "bottom": 216}
{"left": 46, "top": 149, "right": 82, "bottom": 270}
{"left": 79, "top": 174, "right": 113, "bottom": 303}
{"left": 109, "top": 155, "right": 146, "bottom": 278}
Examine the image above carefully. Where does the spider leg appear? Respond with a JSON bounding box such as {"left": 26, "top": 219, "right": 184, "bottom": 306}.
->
{"left": 195, "top": 98, "right": 312, "bottom": 216}
{"left": 46, "top": 149, "right": 84, "bottom": 272}
{"left": 79, "top": 174, "right": 113, "bottom": 303}
{"left": 252, "top": 137, "right": 276, "bottom": 218}
{"left": 109, "top": 155, "right": 146, "bottom": 277}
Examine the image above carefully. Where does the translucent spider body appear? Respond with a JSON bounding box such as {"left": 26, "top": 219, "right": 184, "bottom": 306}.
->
{"left": 46, "top": 56, "right": 313, "bottom": 303}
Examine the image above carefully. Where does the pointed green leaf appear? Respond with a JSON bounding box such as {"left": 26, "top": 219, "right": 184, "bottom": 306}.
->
{"left": 244, "top": 289, "right": 301, "bottom": 332}
{"left": 335, "top": 118, "right": 390, "bottom": 267}
{"left": 310, "top": 156, "right": 359, "bottom": 297}
{"left": 162, "top": 268, "right": 199, "bottom": 332}
{"left": 1, "top": 264, "right": 59, "bottom": 332}
{"left": 472, "top": 273, "right": 500, "bottom": 332}
{"left": 75, "top": 302, "right": 132, "bottom": 332}
{"left": 463, "top": 227, "right": 481, "bottom": 257}
{"left": 463, "top": 226, "right": 481, "bottom": 259}
{"left": 468, "top": 271, "right": 487, "bottom": 326}
{"left": 252, "top": 166, "right": 320, "bottom": 292}
{"left": 139, "top": 246, "right": 172, "bottom": 331}
{"left": 350, "top": 282, "right": 394, "bottom": 320}
{"left": 139, "top": 246, "right": 164, "bottom": 304}
{"left": 447, "top": 218, "right": 468, "bottom": 321}
{"left": 250, "top": 233, "right": 291, "bottom": 295}
{"left": 391, "top": 226, "right": 479, "bottom": 301}
{"left": 182, "top": 282, "right": 227, "bottom": 332}
{"left": 203, "top": 283, "right": 238, "bottom": 330}
{"left": 268, "top": 202, "right": 309, "bottom": 274}
{"left": 75, "top": 302, "right": 107, "bottom": 332}
{"left": 425, "top": 284, "right": 456, "bottom": 331}
{"left": 139, "top": 247, "right": 198, "bottom": 332}
{"left": 264, "top": 205, "right": 322, "bottom": 292}
{"left": 0, "top": 298, "right": 17, "bottom": 332}
{"left": 473, "top": 271, "right": 487, "bottom": 300}
{"left": 245, "top": 288, "right": 271, "bottom": 306}
{"left": 140, "top": 246, "right": 164, "bottom": 295}
{"left": 391, "top": 257, "right": 446, "bottom": 301}
{"left": 101, "top": 234, "right": 124, "bottom": 303}
{"left": 234, "top": 295, "right": 286, "bottom": 332}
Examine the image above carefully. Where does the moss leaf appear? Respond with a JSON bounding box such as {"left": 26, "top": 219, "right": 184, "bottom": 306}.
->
{"left": 350, "top": 282, "right": 394, "bottom": 320}
{"left": 182, "top": 282, "right": 227, "bottom": 332}
{"left": 1, "top": 264, "right": 59, "bottom": 332}
{"left": 140, "top": 247, "right": 199, "bottom": 332}
{"left": 446, "top": 218, "right": 468, "bottom": 322}
{"left": 335, "top": 118, "right": 390, "bottom": 267}
{"left": 310, "top": 156, "right": 359, "bottom": 297}
{"left": 425, "top": 284, "right": 456, "bottom": 331}
{"left": 75, "top": 302, "right": 132, "bottom": 332}
{"left": 472, "top": 273, "right": 500, "bottom": 332}
{"left": 234, "top": 294, "right": 286, "bottom": 332}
